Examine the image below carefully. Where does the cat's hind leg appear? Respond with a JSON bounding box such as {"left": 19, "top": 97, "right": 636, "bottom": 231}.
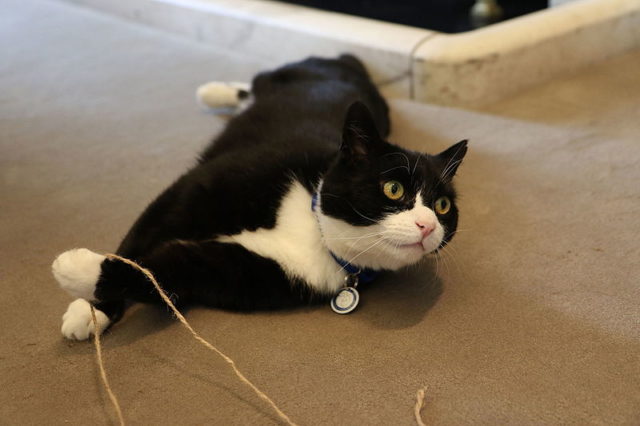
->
{"left": 53, "top": 240, "right": 308, "bottom": 331}
{"left": 196, "top": 81, "right": 252, "bottom": 113}
{"left": 52, "top": 248, "right": 105, "bottom": 301}
{"left": 53, "top": 248, "right": 128, "bottom": 340}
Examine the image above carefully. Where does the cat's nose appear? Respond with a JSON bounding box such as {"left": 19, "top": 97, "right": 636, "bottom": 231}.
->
{"left": 415, "top": 221, "right": 435, "bottom": 238}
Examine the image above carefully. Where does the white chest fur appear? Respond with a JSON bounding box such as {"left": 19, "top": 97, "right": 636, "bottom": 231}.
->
{"left": 217, "top": 181, "right": 346, "bottom": 295}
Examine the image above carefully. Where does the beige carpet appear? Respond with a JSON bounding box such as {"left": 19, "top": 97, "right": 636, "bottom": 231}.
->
{"left": 1, "top": 0, "right": 639, "bottom": 424}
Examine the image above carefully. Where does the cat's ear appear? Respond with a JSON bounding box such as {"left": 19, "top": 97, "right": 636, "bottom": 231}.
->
{"left": 436, "top": 140, "right": 468, "bottom": 182}
{"left": 340, "top": 101, "right": 381, "bottom": 157}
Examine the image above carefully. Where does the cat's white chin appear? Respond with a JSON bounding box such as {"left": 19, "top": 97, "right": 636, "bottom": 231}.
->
{"left": 382, "top": 244, "right": 430, "bottom": 269}
{"left": 327, "top": 237, "right": 431, "bottom": 271}
{"left": 399, "top": 242, "right": 426, "bottom": 251}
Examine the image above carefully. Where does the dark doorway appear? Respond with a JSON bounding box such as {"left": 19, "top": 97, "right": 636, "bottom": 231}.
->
{"left": 280, "top": 0, "right": 548, "bottom": 33}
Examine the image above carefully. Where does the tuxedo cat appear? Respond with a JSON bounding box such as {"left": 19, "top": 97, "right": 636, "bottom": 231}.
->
{"left": 52, "top": 55, "right": 467, "bottom": 340}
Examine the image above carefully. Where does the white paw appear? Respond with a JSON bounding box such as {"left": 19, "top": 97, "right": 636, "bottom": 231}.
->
{"left": 196, "top": 81, "right": 250, "bottom": 109}
{"left": 61, "top": 299, "right": 110, "bottom": 340}
{"left": 52, "top": 248, "right": 105, "bottom": 301}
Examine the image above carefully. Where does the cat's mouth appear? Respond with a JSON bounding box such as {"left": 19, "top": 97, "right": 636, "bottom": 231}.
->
{"left": 394, "top": 237, "right": 443, "bottom": 255}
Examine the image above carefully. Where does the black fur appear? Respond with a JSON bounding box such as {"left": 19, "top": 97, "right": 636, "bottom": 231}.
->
{"left": 91, "top": 55, "right": 467, "bottom": 322}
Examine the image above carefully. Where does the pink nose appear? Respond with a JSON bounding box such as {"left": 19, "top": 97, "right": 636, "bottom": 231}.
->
{"left": 416, "top": 221, "right": 435, "bottom": 238}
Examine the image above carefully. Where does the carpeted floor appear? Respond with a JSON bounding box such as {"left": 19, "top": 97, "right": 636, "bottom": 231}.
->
{"left": 1, "top": 0, "right": 639, "bottom": 424}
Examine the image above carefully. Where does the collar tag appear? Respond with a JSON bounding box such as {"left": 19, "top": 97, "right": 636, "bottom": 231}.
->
{"left": 331, "top": 273, "right": 360, "bottom": 314}
{"left": 331, "top": 286, "right": 360, "bottom": 314}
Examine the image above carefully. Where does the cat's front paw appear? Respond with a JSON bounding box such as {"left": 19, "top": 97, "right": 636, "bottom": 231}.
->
{"left": 52, "top": 248, "right": 105, "bottom": 301}
{"left": 61, "top": 299, "right": 110, "bottom": 340}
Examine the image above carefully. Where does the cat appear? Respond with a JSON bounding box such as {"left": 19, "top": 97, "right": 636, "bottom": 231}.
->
{"left": 52, "top": 55, "right": 467, "bottom": 340}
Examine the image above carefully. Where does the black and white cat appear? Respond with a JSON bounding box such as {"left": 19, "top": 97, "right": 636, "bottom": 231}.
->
{"left": 52, "top": 55, "right": 467, "bottom": 340}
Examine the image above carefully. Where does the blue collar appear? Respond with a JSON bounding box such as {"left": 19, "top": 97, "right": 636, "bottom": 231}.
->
{"left": 312, "top": 192, "right": 380, "bottom": 284}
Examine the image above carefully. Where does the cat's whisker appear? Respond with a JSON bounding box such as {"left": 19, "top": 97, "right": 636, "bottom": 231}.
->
{"left": 379, "top": 238, "right": 402, "bottom": 252}
{"left": 337, "top": 238, "right": 388, "bottom": 274}
{"left": 440, "top": 158, "right": 463, "bottom": 182}
{"left": 444, "top": 250, "right": 463, "bottom": 279}
{"left": 349, "top": 206, "right": 377, "bottom": 224}
{"left": 436, "top": 244, "right": 469, "bottom": 280}
{"left": 411, "top": 155, "right": 421, "bottom": 178}
{"left": 348, "top": 229, "right": 394, "bottom": 243}
{"left": 433, "top": 250, "right": 441, "bottom": 277}
{"left": 323, "top": 232, "right": 388, "bottom": 241}
{"left": 438, "top": 251, "right": 452, "bottom": 277}
{"left": 343, "top": 233, "right": 399, "bottom": 262}
{"left": 439, "top": 142, "right": 466, "bottom": 182}
{"left": 381, "top": 165, "right": 410, "bottom": 175}
{"left": 448, "top": 248, "right": 469, "bottom": 278}
{"left": 321, "top": 193, "right": 378, "bottom": 224}
{"left": 334, "top": 230, "right": 393, "bottom": 260}
{"left": 452, "top": 228, "right": 472, "bottom": 233}
{"left": 443, "top": 250, "right": 461, "bottom": 275}
{"left": 381, "top": 152, "right": 411, "bottom": 174}
{"left": 438, "top": 250, "right": 452, "bottom": 276}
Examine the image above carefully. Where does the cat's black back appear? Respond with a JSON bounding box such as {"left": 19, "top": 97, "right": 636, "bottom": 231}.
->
{"left": 117, "top": 55, "right": 389, "bottom": 259}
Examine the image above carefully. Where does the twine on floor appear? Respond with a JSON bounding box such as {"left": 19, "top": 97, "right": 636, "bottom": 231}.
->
{"left": 93, "top": 253, "right": 297, "bottom": 426}
{"left": 90, "top": 305, "right": 125, "bottom": 426}
{"left": 414, "top": 386, "right": 428, "bottom": 426}
{"left": 90, "top": 253, "right": 426, "bottom": 426}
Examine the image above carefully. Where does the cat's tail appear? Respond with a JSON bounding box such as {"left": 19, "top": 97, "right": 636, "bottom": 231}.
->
{"left": 196, "top": 81, "right": 252, "bottom": 112}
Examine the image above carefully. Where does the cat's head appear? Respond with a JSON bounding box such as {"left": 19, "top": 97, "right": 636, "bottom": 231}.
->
{"left": 315, "top": 102, "right": 467, "bottom": 271}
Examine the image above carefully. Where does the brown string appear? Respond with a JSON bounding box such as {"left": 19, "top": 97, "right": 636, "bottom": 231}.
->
{"left": 98, "top": 253, "right": 298, "bottom": 426}
{"left": 89, "top": 254, "right": 428, "bottom": 425}
{"left": 414, "top": 386, "right": 428, "bottom": 426}
{"left": 90, "top": 305, "right": 125, "bottom": 426}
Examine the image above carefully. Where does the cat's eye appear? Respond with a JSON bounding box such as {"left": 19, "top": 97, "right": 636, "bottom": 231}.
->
{"left": 382, "top": 180, "right": 404, "bottom": 200}
{"left": 434, "top": 196, "right": 451, "bottom": 215}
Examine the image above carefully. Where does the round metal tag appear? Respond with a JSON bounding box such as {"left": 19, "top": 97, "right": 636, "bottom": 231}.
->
{"left": 330, "top": 287, "right": 360, "bottom": 314}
